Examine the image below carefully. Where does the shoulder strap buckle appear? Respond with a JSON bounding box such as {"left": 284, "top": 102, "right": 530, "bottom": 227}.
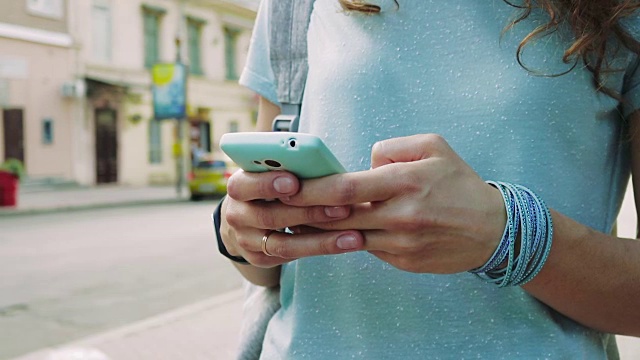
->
{"left": 272, "top": 103, "right": 300, "bottom": 132}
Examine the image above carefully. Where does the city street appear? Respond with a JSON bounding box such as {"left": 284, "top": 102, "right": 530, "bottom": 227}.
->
{"left": 0, "top": 201, "right": 243, "bottom": 359}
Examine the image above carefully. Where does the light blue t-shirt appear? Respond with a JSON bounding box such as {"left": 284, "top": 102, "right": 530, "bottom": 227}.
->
{"left": 240, "top": 0, "right": 640, "bottom": 358}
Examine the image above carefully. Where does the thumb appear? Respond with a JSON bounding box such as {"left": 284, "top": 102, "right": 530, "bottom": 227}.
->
{"left": 371, "top": 134, "right": 448, "bottom": 169}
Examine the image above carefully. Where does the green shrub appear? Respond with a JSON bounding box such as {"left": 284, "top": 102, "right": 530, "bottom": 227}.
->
{"left": 0, "top": 158, "right": 25, "bottom": 180}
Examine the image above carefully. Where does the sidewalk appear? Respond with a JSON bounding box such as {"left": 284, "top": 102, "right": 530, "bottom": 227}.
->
{"left": 0, "top": 185, "right": 186, "bottom": 217}
{"left": 11, "top": 289, "right": 244, "bottom": 360}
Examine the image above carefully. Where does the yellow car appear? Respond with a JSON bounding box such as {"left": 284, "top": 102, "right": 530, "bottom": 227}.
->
{"left": 188, "top": 159, "right": 232, "bottom": 201}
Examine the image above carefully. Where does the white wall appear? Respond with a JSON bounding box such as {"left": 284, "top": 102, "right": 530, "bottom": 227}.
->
{"left": 0, "top": 37, "right": 78, "bottom": 179}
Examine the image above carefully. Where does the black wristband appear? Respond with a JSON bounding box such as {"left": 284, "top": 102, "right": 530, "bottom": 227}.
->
{"left": 213, "top": 196, "right": 250, "bottom": 264}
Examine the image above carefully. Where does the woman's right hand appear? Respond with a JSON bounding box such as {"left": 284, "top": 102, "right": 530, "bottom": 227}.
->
{"left": 221, "top": 169, "right": 365, "bottom": 268}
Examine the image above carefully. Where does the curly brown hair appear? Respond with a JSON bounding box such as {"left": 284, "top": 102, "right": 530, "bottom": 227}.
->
{"left": 338, "top": 0, "right": 640, "bottom": 99}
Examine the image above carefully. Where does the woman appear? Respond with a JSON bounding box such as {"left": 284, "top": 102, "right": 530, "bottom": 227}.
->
{"left": 218, "top": 0, "right": 640, "bottom": 358}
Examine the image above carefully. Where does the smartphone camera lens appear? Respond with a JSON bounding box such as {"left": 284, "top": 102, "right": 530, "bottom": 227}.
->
{"left": 288, "top": 139, "right": 297, "bottom": 148}
{"left": 264, "top": 159, "right": 281, "bottom": 168}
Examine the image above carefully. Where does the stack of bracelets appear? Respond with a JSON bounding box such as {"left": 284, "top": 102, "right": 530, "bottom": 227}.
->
{"left": 469, "top": 181, "right": 554, "bottom": 287}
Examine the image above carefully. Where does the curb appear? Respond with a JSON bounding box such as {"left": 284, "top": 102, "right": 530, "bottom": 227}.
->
{"left": 0, "top": 198, "right": 188, "bottom": 218}
{"left": 11, "top": 288, "right": 244, "bottom": 360}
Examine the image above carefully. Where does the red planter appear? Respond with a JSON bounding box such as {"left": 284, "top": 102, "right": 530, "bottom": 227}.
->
{"left": 0, "top": 171, "right": 18, "bottom": 207}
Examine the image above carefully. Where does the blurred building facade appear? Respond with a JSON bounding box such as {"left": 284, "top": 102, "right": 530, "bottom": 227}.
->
{"left": 0, "top": 0, "right": 76, "bottom": 181}
{"left": 0, "top": 0, "right": 259, "bottom": 186}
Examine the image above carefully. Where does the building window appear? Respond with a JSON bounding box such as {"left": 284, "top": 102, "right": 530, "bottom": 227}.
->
{"left": 27, "top": 0, "right": 64, "bottom": 19}
{"left": 92, "top": 0, "right": 112, "bottom": 62}
{"left": 223, "top": 27, "right": 240, "bottom": 80}
{"left": 42, "top": 118, "right": 53, "bottom": 144}
{"left": 149, "top": 119, "right": 162, "bottom": 163}
{"left": 142, "top": 5, "right": 165, "bottom": 69}
{"left": 229, "top": 120, "right": 239, "bottom": 133}
{"left": 187, "top": 17, "right": 205, "bottom": 75}
{"left": 199, "top": 122, "right": 211, "bottom": 151}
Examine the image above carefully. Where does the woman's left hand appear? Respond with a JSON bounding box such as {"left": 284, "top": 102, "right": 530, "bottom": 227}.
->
{"left": 283, "top": 134, "right": 507, "bottom": 274}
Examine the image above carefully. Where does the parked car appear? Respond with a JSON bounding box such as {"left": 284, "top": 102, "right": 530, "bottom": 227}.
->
{"left": 188, "top": 159, "right": 234, "bottom": 200}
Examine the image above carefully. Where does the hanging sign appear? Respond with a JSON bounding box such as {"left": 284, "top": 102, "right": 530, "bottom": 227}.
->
{"left": 152, "top": 63, "right": 187, "bottom": 120}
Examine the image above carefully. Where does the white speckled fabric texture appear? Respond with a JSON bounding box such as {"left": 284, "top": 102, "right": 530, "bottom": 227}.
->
{"left": 239, "top": 0, "right": 640, "bottom": 358}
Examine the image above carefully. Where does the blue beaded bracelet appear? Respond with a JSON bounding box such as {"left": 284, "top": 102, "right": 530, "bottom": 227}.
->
{"left": 470, "top": 182, "right": 514, "bottom": 274}
{"left": 471, "top": 181, "right": 553, "bottom": 287}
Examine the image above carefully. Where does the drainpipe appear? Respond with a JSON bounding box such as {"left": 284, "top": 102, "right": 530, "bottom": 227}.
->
{"left": 175, "top": 0, "right": 187, "bottom": 197}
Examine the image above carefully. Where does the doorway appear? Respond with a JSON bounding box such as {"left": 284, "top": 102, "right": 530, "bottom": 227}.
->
{"left": 95, "top": 108, "right": 118, "bottom": 183}
{"left": 2, "top": 108, "right": 25, "bottom": 164}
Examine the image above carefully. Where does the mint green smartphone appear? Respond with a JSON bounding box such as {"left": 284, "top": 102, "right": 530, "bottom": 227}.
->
{"left": 220, "top": 132, "right": 346, "bottom": 179}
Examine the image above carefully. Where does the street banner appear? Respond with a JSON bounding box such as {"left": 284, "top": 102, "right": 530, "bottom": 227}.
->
{"left": 152, "top": 63, "right": 186, "bottom": 120}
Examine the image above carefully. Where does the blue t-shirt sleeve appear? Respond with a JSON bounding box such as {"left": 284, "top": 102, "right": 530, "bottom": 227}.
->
{"left": 620, "top": 16, "right": 640, "bottom": 117}
{"left": 622, "top": 57, "right": 640, "bottom": 117}
{"left": 239, "top": 0, "right": 280, "bottom": 106}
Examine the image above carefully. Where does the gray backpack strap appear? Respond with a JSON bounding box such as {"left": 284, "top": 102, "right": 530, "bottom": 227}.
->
{"left": 234, "top": 4, "right": 316, "bottom": 359}
{"left": 269, "top": 0, "right": 315, "bottom": 132}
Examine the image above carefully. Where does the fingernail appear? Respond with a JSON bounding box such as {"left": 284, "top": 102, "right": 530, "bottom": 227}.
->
{"left": 273, "top": 177, "right": 294, "bottom": 194}
{"left": 325, "top": 206, "right": 348, "bottom": 218}
{"left": 337, "top": 234, "right": 358, "bottom": 250}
